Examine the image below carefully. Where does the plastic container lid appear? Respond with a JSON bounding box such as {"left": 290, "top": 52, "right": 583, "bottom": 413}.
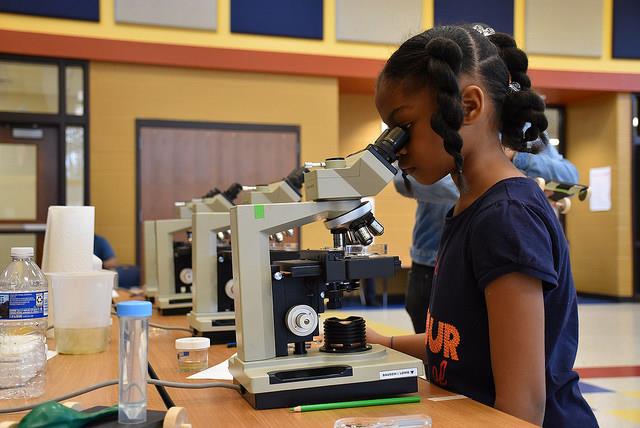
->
{"left": 175, "top": 337, "right": 210, "bottom": 350}
{"left": 11, "top": 247, "right": 34, "bottom": 257}
{"left": 117, "top": 301, "right": 152, "bottom": 317}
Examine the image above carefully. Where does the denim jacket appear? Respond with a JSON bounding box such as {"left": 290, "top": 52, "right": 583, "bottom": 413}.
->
{"left": 394, "top": 144, "right": 579, "bottom": 267}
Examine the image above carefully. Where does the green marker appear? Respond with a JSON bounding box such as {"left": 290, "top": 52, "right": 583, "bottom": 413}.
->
{"left": 289, "top": 396, "right": 420, "bottom": 412}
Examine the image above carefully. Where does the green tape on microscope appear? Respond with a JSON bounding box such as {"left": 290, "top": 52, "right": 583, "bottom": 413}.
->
{"left": 254, "top": 205, "right": 265, "bottom": 219}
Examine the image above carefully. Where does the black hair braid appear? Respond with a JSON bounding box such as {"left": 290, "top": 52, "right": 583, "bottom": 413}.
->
{"left": 487, "top": 33, "right": 530, "bottom": 89}
{"left": 487, "top": 32, "right": 548, "bottom": 153}
{"left": 381, "top": 24, "right": 549, "bottom": 180}
{"left": 424, "top": 37, "right": 465, "bottom": 175}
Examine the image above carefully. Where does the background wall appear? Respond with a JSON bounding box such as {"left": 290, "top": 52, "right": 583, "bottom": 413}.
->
{"left": 1, "top": 0, "right": 638, "bottom": 297}
{"left": 566, "top": 93, "right": 633, "bottom": 297}
{"left": 2, "top": 0, "right": 640, "bottom": 74}
{"left": 90, "top": 62, "right": 339, "bottom": 264}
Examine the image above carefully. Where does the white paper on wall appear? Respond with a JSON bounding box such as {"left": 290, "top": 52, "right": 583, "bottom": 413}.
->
{"left": 589, "top": 166, "right": 612, "bottom": 212}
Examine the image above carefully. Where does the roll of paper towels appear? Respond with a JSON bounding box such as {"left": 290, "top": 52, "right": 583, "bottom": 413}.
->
{"left": 93, "top": 255, "right": 103, "bottom": 271}
{"left": 42, "top": 206, "right": 95, "bottom": 273}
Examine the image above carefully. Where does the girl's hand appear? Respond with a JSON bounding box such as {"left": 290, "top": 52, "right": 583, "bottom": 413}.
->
{"left": 366, "top": 325, "right": 391, "bottom": 347}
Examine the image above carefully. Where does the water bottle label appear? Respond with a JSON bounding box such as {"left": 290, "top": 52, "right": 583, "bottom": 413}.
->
{"left": 0, "top": 291, "right": 48, "bottom": 320}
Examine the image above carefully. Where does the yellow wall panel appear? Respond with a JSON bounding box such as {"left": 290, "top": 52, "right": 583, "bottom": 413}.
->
{"left": 90, "top": 62, "right": 339, "bottom": 264}
{"left": 565, "top": 93, "right": 633, "bottom": 297}
{"left": 525, "top": 0, "right": 602, "bottom": 57}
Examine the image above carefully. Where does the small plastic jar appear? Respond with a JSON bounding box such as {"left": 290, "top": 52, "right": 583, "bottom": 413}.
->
{"left": 175, "top": 337, "right": 210, "bottom": 372}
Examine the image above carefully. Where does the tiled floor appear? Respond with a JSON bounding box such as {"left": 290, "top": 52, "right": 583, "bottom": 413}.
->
{"left": 327, "top": 301, "right": 640, "bottom": 427}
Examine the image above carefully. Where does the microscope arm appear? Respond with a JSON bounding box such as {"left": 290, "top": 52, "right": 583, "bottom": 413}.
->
{"left": 192, "top": 212, "right": 231, "bottom": 314}
{"left": 155, "top": 219, "right": 192, "bottom": 298}
{"left": 231, "top": 200, "right": 360, "bottom": 362}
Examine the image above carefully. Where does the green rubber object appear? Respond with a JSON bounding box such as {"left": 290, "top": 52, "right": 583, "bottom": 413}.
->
{"left": 17, "top": 402, "right": 117, "bottom": 428}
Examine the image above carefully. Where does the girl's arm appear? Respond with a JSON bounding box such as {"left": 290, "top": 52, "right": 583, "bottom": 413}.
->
{"left": 366, "top": 327, "right": 426, "bottom": 361}
{"left": 485, "top": 272, "right": 546, "bottom": 426}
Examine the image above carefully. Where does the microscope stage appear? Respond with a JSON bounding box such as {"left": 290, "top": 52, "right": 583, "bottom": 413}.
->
{"left": 156, "top": 293, "right": 193, "bottom": 315}
{"left": 187, "top": 311, "right": 237, "bottom": 343}
{"left": 229, "top": 344, "right": 425, "bottom": 409}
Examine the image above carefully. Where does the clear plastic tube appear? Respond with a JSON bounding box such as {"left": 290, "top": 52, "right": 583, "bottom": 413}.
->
{"left": 118, "top": 315, "right": 149, "bottom": 424}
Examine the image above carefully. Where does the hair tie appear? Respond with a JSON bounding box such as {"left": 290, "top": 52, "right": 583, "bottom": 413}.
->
{"left": 508, "top": 82, "right": 521, "bottom": 93}
{"left": 472, "top": 24, "right": 495, "bottom": 37}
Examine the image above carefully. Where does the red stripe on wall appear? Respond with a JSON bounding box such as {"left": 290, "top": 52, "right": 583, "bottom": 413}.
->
{"left": 2, "top": 29, "right": 640, "bottom": 92}
{"left": 529, "top": 69, "right": 640, "bottom": 92}
{"left": 576, "top": 365, "right": 640, "bottom": 379}
{"left": 0, "top": 29, "right": 384, "bottom": 78}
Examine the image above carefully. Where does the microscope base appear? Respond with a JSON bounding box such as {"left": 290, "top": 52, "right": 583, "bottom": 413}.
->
{"left": 187, "top": 311, "right": 236, "bottom": 344}
{"left": 229, "top": 344, "right": 424, "bottom": 410}
{"left": 241, "top": 376, "right": 417, "bottom": 410}
{"left": 144, "top": 287, "right": 157, "bottom": 303}
{"left": 157, "top": 293, "right": 193, "bottom": 315}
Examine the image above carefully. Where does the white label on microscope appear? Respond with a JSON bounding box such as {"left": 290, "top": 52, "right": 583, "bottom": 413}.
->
{"left": 379, "top": 368, "right": 418, "bottom": 380}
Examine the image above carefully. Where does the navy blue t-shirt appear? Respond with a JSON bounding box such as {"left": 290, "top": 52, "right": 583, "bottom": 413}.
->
{"left": 426, "top": 177, "right": 597, "bottom": 427}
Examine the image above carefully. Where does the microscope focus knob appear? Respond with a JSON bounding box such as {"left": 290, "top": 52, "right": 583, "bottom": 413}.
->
{"left": 179, "top": 268, "right": 193, "bottom": 285}
{"left": 225, "top": 279, "right": 235, "bottom": 300}
{"left": 286, "top": 305, "right": 318, "bottom": 337}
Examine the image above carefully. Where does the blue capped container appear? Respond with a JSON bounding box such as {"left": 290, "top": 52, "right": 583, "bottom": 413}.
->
{"left": 116, "top": 301, "right": 152, "bottom": 424}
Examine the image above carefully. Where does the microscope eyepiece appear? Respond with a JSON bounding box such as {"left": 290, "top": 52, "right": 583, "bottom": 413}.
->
{"left": 223, "top": 182, "right": 243, "bottom": 202}
{"left": 369, "top": 126, "right": 409, "bottom": 166}
{"left": 284, "top": 166, "right": 309, "bottom": 192}
{"left": 385, "top": 126, "right": 410, "bottom": 154}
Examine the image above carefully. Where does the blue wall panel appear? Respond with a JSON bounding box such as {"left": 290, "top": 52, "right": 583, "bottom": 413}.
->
{"left": 0, "top": 0, "right": 99, "bottom": 21}
{"left": 434, "top": 0, "right": 513, "bottom": 35}
{"left": 613, "top": 0, "right": 640, "bottom": 59}
{"left": 230, "top": 0, "right": 322, "bottom": 39}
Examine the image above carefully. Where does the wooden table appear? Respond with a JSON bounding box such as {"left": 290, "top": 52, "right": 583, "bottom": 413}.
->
{"left": 0, "top": 318, "right": 166, "bottom": 424}
{"left": 0, "top": 295, "right": 534, "bottom": 427}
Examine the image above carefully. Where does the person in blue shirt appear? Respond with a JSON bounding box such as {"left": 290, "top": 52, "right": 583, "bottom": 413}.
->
{"left": 395, "top": 141, "right": 578, "bottom": 334}
{"left": 94, "top": 234, "right": 117, "bottom": 270}
{"left": 367, "top": 24, "right": 598, "bottom": 427}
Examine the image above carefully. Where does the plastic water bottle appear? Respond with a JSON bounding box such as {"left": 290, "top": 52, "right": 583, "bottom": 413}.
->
{"left": 0, "top": 247, "right": 48, "bottom": 399}
{"left": 117, "top": 300, "right": 151, "bottom": 424}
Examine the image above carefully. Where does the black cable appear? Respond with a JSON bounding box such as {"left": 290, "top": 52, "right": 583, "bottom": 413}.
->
{"left": 148, "top": 362, "right": 176, "bottom": 410}
{"left": 0, "top": 380, "right": 240, "bottom": 414}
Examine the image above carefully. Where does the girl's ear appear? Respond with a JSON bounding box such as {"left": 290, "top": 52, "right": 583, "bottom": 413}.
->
{"left": 460, "top": 85, "right": 484, "bottom": 125}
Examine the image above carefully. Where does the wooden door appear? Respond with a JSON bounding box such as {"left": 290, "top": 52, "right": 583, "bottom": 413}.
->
{"left": 0, "top": 124, "right": 60, "bottom": 265}
{"left": 137, "top": 121, "right": 299, "bottom": 263}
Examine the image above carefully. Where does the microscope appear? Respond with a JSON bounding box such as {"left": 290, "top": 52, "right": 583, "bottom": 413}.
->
{"left": 144, "top": 186, "right": 235, "bottom": 303}
{"left": 228, "top": 127, "right": 426, "bottom": 409}
{"left": 187, "top": 167, "right": 306, "bottom": 342}
{"left": 143, "top": 201, "right": 194, "bottom": 304}
{"left": 145, "top": 184, "right": 242, "bottom": 315}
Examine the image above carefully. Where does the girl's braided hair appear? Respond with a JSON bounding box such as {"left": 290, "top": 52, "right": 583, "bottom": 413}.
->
{"left": 381, "top": 24, "right": 548, "bottom": 176}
